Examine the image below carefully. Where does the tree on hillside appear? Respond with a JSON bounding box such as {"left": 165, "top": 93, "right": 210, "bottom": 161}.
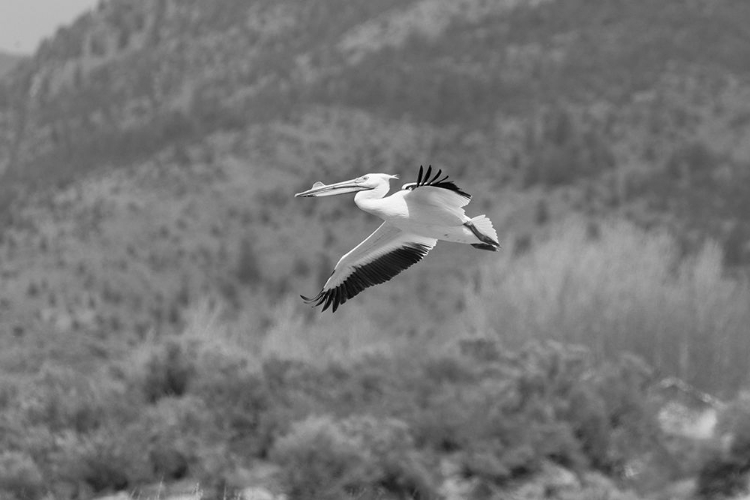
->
{"left": 237, "top": 237, "right": 261, "bottom": 286}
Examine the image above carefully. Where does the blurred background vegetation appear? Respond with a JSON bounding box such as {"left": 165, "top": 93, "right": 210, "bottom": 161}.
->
{"left": 1, "top": 0, "right": 749, "bottom": 498}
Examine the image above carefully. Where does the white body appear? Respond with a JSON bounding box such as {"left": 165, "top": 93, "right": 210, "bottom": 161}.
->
{"left": 355, "top": 187, "right": 488, "bottom": 245}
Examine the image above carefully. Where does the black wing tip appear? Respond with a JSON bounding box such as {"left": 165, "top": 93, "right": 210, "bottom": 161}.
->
{"left": 300, "top": 290, "right": 341, "bottom": 313}
{"left": 301, "top": 243, "right": 432, "bottom": 313}
{"left": 408, "top": 165, "right": 471, "bottom": 199}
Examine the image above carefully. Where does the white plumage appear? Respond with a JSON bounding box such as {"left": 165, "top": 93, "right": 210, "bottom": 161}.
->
{"left": 295, "top": 166, "right": 499, "bottom": 312}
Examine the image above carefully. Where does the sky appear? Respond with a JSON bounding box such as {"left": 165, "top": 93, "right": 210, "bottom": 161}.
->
{"left": 0, "top": 0, "right": 99, "bottom": 54}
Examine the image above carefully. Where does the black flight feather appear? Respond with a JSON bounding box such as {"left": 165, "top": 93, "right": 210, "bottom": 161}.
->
{"left": 404, "top": 165, "right": 471, "bottom": 199}
{"left": 302, "top": 243, "right": 431, "bottom": 312}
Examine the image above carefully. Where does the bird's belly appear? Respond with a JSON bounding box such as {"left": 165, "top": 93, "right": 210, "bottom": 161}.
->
{"left": 390, "top": 220, "right": 478, "bottom": 244}
{"left": 364, "top": 194, "right": 474, "bottom": 242}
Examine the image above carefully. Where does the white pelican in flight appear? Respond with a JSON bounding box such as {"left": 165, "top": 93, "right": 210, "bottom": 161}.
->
{"left": 295, "top": 165, "right": 499, "bottom": 312}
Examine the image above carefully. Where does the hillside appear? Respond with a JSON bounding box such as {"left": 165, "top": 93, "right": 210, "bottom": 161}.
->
{"left": 1, "top": 0, "right": 750, "bottom": 498}
{"left": 0, "top": 0, "right": 748, "bottom": 340}
{"left": 0, "top": 0, "right": 748, "bottom": 382}
{"left": 0, "top": 0, "right": 748, "bottom": 385}
{"left": 1, "top": 0, "right": 750, "bottom": 262}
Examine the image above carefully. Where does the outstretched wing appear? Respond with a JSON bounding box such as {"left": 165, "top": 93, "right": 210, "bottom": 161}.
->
{"left": 302, "top": 223, "right": 437, "bottom": 312}
{"left": 401, "top": 165, "right": 471, "bottom": 202}
{"left": 399, "top": 165, "right": 473, "bottom": 225}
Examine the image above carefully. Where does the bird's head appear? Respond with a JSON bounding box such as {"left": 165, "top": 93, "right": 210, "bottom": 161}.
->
{"left": 295, "top": 173, "right": 398, "bottom": 197}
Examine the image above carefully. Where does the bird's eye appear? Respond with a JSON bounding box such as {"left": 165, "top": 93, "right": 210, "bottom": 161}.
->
{"left": 360, "top": 175, "right": 369, "bottom": 182}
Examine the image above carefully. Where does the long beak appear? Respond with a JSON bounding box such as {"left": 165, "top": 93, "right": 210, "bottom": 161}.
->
{"left": 294, "top": 178, "right": 367, "bottom": 197}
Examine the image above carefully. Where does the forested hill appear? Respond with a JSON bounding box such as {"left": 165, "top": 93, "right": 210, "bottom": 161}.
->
{"left": 1, "top": 0, "right": 749, "bottom": 263}
{"left": 1, "top": 0, "right": 750, "bottom": 348}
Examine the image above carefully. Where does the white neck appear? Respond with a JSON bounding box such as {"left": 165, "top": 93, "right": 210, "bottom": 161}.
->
{"left": 354, "top": 183, "right": 390, "bottom": 216}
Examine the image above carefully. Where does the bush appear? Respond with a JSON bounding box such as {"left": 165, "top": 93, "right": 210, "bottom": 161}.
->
{"left": 405, "top": 342, "right": 653, "bottom": 487}
{"left": 271, "top": 415, "right": 369, "bottom": 499}
{"left": 271, "top": 414, "right": 436, "bottom": 500}
{"left": 192, "top": 358, "right": 282, "bottom": 459}
{"left": 337, "top": 415, "right": 436, "bottom": 499}
{"left": 140, "top": 340, "right": 196, "bottom": 403}
{"left": 696, "top": 455, "right": 750, "bottom": 499}
{"left": 53, "top": 428, "right": 149, "bottom": 495}
{"left": 697, "top": 396, "right": 750, "bottom": 498}
{"left": 124, "top": 396, "right": 213, "bottom": 481}
{"left": 21, "top": 366, "right": 111, "bottom": 434}
{"left": 48, "top": 396, "right": 213, "bottom": 495}
{"left": 259, "top": 340, "right": 658, "bottom": 494}
{"left": 0, "top": 452, "right": 45, "bottom": 500}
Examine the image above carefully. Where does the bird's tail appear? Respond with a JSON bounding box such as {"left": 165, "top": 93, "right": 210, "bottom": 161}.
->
{"left": 466, "top": 215, "right": 500, "bottom": 249}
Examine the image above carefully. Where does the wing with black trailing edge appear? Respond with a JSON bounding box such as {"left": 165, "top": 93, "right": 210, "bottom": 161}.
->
{"left": 302, "top": 223, "right": 437, "bottom": 312}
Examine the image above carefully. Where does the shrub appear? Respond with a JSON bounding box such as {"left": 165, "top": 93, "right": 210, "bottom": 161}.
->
{"left": 236, "top": 237, "right": 261, "bottom": 285}
{"left": 697, "top": 396, "right": 750, "bottom": 498}
{"left": 50, "top": 388, "right": 226, "bottom": 498}
{"left": 192, "top": 359, "right": 282, "bottom": 459}
{"left": 337, "top": 415, "right": 436, "bottom": 499}
{"left": 140, "top": 340, "right": 196, "bottom": 402}
{"left": 53, "top": 428, "right": 150, "bottom": 495}
{"left": 20, "top": 367, "right": 109, "bottom": 434}
{"left": 271, "top": 414, "right": 436, "bottom": 500}
{"left": 124, "top": 396, "right": 213, "bottom": 481}
{"left": 394, "top": 340, "right": 658, "bottom": 490}
{"left": 0, "top": 451, "right": 45, "bottom": 500}
{"left": 696, "top": 455, "right": 750, "bottom": 499}
{"left": 271, "top": 415, "right": 370, "bottom": 499}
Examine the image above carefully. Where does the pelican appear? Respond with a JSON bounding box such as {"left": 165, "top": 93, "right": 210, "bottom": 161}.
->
{"left": 295, "top": 165, "right": 499, "bottom": 312}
